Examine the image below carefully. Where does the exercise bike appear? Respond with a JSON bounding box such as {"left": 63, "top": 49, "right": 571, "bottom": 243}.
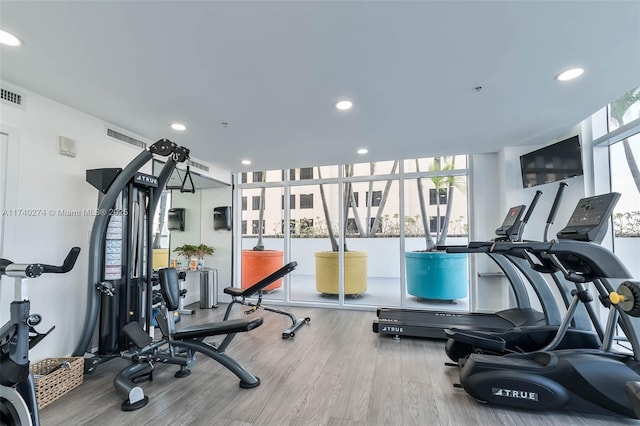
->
{"left": 0, "top": 247, "right": 80, "bottom": 426}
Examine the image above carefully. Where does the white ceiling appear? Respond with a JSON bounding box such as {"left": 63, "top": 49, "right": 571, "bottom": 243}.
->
{"left": 1, "top": 1, "right": 639, "bottom": 173}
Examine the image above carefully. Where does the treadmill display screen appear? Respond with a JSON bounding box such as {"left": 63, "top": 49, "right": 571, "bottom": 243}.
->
{"left": 495, "top": 205, "right": 525, "bottom": 237}
{"left": 502, "top": 206, "right": 523, "bottom": 227}
{"left": 557, "top": 192, "right": 620, "bottom": 243}
{"left": 565, "top": 194, "right": 617, "bottom": 227}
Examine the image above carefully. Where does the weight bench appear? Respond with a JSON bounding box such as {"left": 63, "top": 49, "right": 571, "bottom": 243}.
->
{"left": 223, "top": 261, "right": 310, "bottom": 339}
{"left": 113, "top": 267, "right": 263, "bottom": 411}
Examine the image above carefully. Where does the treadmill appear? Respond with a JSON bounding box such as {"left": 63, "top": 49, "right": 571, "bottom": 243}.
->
{"left": 444, "top": 192, "right": 622, "bottom": 359}
{"left": 373, "top": 183, "right": 595, "bottom": 340}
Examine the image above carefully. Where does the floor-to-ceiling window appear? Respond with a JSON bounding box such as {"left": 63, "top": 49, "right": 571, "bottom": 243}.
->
{"left": 607, "top": 86, "right": 640, "bottom": 278}
{"left": 592, "top": 86, "right": 640, "bottom": 279}
{"left": 235, "top": 156, "right": 470, "bottom": 310}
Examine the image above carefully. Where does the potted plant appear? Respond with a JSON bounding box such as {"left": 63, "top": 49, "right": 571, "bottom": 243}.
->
{"left": 173, "top": 243, "right": 215, "bottom": 270}
{"left": 405, "top": 156, "right": 468, "bottom": 301}
{"left": 241, "top": 170, "right": 284, "bottom": 291}
{"left": 315, "top": 162, "right": 397, "bottom": 295}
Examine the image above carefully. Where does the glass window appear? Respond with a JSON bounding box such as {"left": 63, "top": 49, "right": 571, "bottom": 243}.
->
{"left": 609, "top": 86, "right": 640, "bottom": 131}
{"left": 241, "top": 220, "right": 247, "bottom": 234}
{"left": 404, "top": 155, "right": 467, "bottom": 173}
{"left": 348, "top": 160, "right": 398, "bottom": 177}
{"left": 252, "top": 196, "right": 261, "bottom": 210}
{"left": 251, "top": 220, "right": 264, "bottom": 235}
{"left": 429, "top": 188, "right": 448, "bottom": 205}
{"left": 365, "top": 191, "right": 382, "bottom": 207}
{"left": 236, "top": 156, "right": 469, "bottom": 311}
{"left": 300, "top": 194, "right": 314, "bottom": 209}
{"left": 610, "top": 133, "right": 640, "bottom": 279}
{"left": 241, "top": 173, "right": 247, "bottom": 184}
{"left": 241, "top": 196, "right": 247, "bottom": 211}
{"left": 350, "top": 192, "right": 359, "bottom": 207}
{"left": 282, "top": 194, "right": 295, "bottom": 209}
{"left": 299, "top": 167, "right": 314, "bottom": 180}
{"left": 252, "top": 171, "right": 264, "bottom": 183}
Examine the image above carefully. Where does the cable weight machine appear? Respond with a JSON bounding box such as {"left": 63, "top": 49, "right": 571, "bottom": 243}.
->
{"left": 72, "top": 139, "right": 190, "bottom": 372}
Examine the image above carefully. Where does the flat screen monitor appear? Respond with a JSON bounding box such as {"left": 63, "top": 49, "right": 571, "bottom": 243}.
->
{"left": 520, "top": 135, "right": 583, "bottom": 188}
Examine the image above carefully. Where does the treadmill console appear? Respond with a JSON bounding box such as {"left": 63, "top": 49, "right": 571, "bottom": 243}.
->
{"left": 556, "top": 192, "right": 620, "bottom": 244}
{"left": 495, "top": 205, "right": 526, "bottom": 241}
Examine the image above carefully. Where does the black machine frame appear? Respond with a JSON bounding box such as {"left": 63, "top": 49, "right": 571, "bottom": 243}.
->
{"left": 73, "top": 139, "right": 190, "bottom": 372}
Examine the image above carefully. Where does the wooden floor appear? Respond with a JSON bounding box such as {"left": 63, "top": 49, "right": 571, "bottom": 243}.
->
{"left": 40, "top": 304, "right": 639, "bottom": 426}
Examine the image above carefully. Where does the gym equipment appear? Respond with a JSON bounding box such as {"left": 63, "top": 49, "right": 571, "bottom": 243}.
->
{"left": 223, "top": 262, "right": 310, "bottom": 339}
{"left": 373, "top": 185, "right": 588, "bottom": 340}
{"left": 73, "top": 139, "right": 189, "bottom": 372}
{"left": 460, "top": 272, "right": 640, "bottom": 418}
{"left": 444, "top": 192, "right": 619, "bottom": 360}
{"left": 113, "top": 267, "right": 263, "bottom": 411}
{"left": 456, "top": 236, "right": 640, "bottom": 418}
{"left": 0, "top": 247, "right": 80, "bottom": 426}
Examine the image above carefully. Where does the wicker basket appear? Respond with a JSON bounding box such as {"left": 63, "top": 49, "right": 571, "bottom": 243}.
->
{"left": 30, "top": 357, "right": 84, "bottom": 410}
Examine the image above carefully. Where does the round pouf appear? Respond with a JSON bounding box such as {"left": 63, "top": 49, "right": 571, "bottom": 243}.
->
{"left": 241, "top": 250, "right": 284, "bottom": 291}
{"left": 315, "top": 251, "right": 367, "bottom": 295}
{"left": 405, "top": 252, "right": 468, "bottom": 300}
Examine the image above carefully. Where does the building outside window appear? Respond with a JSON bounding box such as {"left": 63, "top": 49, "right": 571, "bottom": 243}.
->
{"left": 251, "top": 219, "right": 264, "bottom": 235}
{"left": 299, "top": 167, "right": 314, "bottom": 180}
{"left": 282, "top": 194, "right": 296, "bottom": 209}
{"left": 241, "top": 196, "right": 247, "bottom": 211}
{"left": 429, "top": 188, "right": 448, "bottom": 205}
{"left": 300, "top": 194, "right": 314, "bottom": 209}
{"left": 252, "top": 171, "right": 264, "bottom": 183}
{"left": 365, "top": 190, "right": 382, "bottom": 207}
{"left": 252, "top": 196, "right": 261, "bottom": 210}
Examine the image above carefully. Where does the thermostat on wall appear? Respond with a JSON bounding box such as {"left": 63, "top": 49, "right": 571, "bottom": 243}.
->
{"left": 59, "top": 136, "right": 77, "bottom": 157}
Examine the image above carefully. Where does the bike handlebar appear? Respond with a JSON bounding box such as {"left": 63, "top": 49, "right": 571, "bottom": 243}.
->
{"left": 0, "top": 247, "right": 81, "bottom": 278}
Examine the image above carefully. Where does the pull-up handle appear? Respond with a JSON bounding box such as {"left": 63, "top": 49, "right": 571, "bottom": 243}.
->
{"left": 544, "top": 182, "right": 568, "bottom": 242}
{"left": 517, "top": 190, "right": 543, "bottom": 241}
{"left": 181, "top": 165, "right": 195, "bottom": 193}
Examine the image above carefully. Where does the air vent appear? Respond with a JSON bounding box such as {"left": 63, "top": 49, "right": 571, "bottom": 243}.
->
{"left": 187, "top": 159, "right": 209, "bottom": 173}
{"left": 1, "top": 87, "right": 25, "bottom": 108}
{"left": 106, "top": 128, "right": 147, "bottom": 150}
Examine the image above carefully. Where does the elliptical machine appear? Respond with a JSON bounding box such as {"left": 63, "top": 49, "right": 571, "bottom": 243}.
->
{"left": 0, "top": 247, "right": 80, "bottom": 426}
{"left": 456, "top": 193, "right": 640, "bottom": 418}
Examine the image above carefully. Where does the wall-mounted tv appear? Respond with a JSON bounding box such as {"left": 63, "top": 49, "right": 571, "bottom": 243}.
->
{"left": 520, "top": 135, "right": 583, "bottom": 188}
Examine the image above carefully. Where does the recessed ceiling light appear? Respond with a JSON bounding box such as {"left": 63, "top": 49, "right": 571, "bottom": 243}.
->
{"left": 241, "top": 160, "right": 252, "bottom": 165}
{"left": 0, "top": 29, "right": 22, "bottom": 47}
{"left": 357, "top": 148, "right": 368, "bottom": 155}
{"left": 556, "top": 68, "right": 584, "bottom": 82}
{"left": 171, "top": 123, "right": 186, "bottom": 131}
{"left": 335, "top": 100, "right": 353, "bottom": 110}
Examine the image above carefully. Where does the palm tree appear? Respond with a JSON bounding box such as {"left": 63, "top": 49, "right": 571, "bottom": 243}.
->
{"left": 609, "top": 86, "right": 640, "bottom": 194}
{"left": 416, "top": 156, "right": 464, "bottom": 250}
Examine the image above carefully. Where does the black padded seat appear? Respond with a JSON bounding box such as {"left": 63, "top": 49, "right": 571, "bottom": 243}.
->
{"left": 174, "top": 317, "right": 263, "bottom": 340}
{"left": 223, "top": 262, "right": 298, "bottom": 299}
{"left": 224, "top": 287, "right": 244, "bottom": 297}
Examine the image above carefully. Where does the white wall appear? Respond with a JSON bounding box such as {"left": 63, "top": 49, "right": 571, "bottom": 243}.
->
{"left": 0, "top": 81, "right": 230, "bottom": 361}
